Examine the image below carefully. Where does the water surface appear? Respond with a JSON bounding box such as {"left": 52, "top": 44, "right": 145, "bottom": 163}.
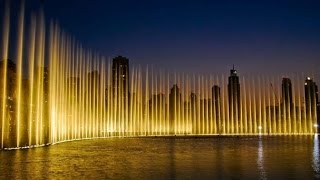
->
{"left": 0, "top": 136, "right": 319, "bottom": 179}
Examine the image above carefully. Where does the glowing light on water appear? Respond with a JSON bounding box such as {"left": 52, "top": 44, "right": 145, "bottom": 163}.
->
{"left": 257, "top": 138, "right": 267, "bottom": 180}
{"left": 313, "top": 135, "right": 320, "bottom": 178}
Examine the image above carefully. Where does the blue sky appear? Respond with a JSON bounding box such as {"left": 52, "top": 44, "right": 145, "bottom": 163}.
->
{"left": 2, "top": 0, "right": 320, "bottom": 79}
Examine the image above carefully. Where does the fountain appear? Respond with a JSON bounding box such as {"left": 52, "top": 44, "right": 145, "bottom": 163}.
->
{"left": 0, "top": 1, "right": 318, "bottom": 149}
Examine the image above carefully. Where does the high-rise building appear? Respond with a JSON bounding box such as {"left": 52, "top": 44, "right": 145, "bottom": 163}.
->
{"left": 169, "top": 84, "right": 181, "bottom": 134}
{"left": 228, "top": 65, "right": 240, "bottom": 133}
{"left": 281, "top": 77, "right": 293, "bottom": 133}
{"left": 212, "top": 85, "right": 221, "bottom": 134}
{"left": 304, "top": 77, "right": 318, "bottom": 133}
{"left": 190, "top": 92, "right": 197, "bottom": 134}
{"left": 112, "top": 56, "right": 129, "bottom": 133}
{"left": 282, "top": 78, "right": 293, "bottom": 107}
{"left": 112, "top": 56, "right": 129, "bottom": 99}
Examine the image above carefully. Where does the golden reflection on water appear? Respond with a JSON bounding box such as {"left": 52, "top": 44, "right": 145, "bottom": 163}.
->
{"left": 313, "top": 135, "right": 319, "bottom": 179}
{"left": 257, "top": 137, "right": 267, "bottom": 180}
{"left": 0, "top": 136, "right": 319, "bottom": 179}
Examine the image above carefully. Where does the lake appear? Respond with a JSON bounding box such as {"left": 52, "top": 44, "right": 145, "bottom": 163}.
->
{"left": 0, "top": 136, "right": 319, "bottom": 179}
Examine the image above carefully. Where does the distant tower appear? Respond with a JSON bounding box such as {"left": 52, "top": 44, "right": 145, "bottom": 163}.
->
{"left": 281, "top": 77, "right": 293, "bottom": 133}
{"left": 228, "top": 65, "right": 240, "bottom": 133}
{"left": 212, "top": 85, "right": 221, "bottom": 134}
{"left": 112, "top": 56, "right": 129, "bottom": 133}
{"left": 304, "top": 77, "right": 318, "bottom": 133}
{"left": 112, "top": 56, "right": 129, "bottom": 98}
{"left": 190, "top": 92, "right": 197, "bottom": 134}
{"left": 169, "top": 84, "right": 181, "bottom": 135}
{"left": 282, "top": 78, "right": 293, "bottom": 107}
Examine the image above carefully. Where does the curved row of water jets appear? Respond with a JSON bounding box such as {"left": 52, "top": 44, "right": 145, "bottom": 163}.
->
{"left": 1, "top": 1, "right": 318, "bottom": 150}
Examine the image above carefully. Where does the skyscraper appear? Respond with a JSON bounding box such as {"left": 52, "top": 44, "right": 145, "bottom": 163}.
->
{"left": 112, "top": 56, "right": 129, "bottom": 133}
{"left": 190, "top": 92, "right": 197, "bottom": 134}
{"left": 212, "top": 85, "right": 221, "bottom": 134}
{"left": 282, "top": 78, "right": 293, "bottom": 107}
{"left": 169, "top": 84, "right": 181, "bottom": 135}
{"left": 112, "top": 56, "right": 129, "bottom": 99}
{"left": 304, "top": 77, "right": 318, "bottom": 133}
{"left": 281, "top": 77, "right": 293, "bottom": 133}
{"left": 228, "top": 66, "right": 240, "bottom": 133}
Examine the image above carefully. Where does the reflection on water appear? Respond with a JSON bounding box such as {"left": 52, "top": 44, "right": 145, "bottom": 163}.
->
{"left": 0, "top": 136, "right": 319, "bottom": 179}
{"left": 313, "top": 135, "right": 320, "bottom": 179}
{"left": 257, "top": 137, "right": 267, "bottom": 180}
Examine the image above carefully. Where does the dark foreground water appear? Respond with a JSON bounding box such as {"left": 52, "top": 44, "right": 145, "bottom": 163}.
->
{"left": 0, "top": 136, "right": 319, "bottom": 179}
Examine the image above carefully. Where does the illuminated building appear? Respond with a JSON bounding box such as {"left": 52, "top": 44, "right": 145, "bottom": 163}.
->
{"left": 228, "top": 65, "right": 240, "bottom": 133}
{"left": 281, "top": 78, "right": 293, "bottom": 133}
{"left": 169, "top": 84, "right": 181, "bottom": 134}
{"left": 190, "top": 92, "right": 197, "bottom": 134}
{"left": 305, "top": 77, "right": 318, "bottom": 133}
{"left": 112, "top": 56, "right": 129, "bottom": 133}
{"left": 212, "top": 85, "right": 221, "bottom": 134}
{"left": 112, "top": 56, "right": 129, "bottom": 99}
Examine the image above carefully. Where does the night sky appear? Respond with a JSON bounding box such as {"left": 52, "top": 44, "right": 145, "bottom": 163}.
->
{"left": 4, "top": 0, "right": 320, "bottom": 79}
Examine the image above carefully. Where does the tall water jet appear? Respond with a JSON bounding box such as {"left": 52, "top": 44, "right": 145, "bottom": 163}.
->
{"left": 0, "top": 2, "right": 319, "bottom": 150}
{"left": 1, "top": 0, "right": 10, "bottom": 149}
{"left": 15, "top": 0, "right": 25, "bottom": 147}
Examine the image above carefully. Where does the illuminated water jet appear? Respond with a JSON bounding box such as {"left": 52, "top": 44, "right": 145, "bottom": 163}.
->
{"left": 0, "top": 2, "right": 319, "bottom": 149}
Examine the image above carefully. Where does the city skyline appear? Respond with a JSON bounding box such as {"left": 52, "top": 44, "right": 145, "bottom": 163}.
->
{"left": 1, "top": 1, "right": 320, "bottom": 179}
{"left": 0, "top": 0, "right": 319, "bottom": 147}
{"left": 1, "top": 0, "right": 320, "bottom": 80}
{"left": 1, "top": 53, "right": 319, "bottom": 149}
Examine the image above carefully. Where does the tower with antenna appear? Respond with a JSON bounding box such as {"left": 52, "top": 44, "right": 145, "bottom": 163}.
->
{"left": 228, "top": 65, "right": 241, "bottom": 133}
